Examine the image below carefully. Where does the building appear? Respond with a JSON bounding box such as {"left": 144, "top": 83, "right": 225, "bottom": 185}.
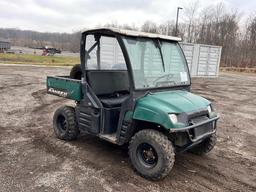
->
{"left": 0, "top": 40, "right": 11, "bottom": 52}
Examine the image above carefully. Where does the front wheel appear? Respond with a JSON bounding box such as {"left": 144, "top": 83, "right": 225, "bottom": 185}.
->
{"left": 129, "top": 129, "right": 175, "bottom": 180}
{"left": 189, "top": 133, "right": 217, "bottom": 155}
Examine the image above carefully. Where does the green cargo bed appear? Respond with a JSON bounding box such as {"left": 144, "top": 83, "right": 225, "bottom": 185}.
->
{"left": 47, "top": 76, "right": 82, "bottom": 101}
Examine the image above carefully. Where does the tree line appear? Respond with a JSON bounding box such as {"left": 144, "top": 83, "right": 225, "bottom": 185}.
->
{"left": 0, "top": 29, "right": 81, "bottom": 53}
{"left": 0, "top": 2, "right": 255, "bottom": 68}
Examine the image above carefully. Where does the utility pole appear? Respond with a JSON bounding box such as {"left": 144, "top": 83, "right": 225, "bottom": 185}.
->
{"left": 175, "top": 7, "right": 183, "bottom": 36}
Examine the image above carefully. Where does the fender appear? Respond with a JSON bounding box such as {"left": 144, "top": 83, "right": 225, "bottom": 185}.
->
{"left": 133, "top": 105, "right": 173, "bottom": 129}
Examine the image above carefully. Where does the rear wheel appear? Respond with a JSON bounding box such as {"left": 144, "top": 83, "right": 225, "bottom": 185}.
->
{"left": 70, "top": 64, "right": 82, "bottom": 80}
{"left": 53, "top": 106, "right": 79, "bottom": 140}
{"left": 189, "top": 133, "right": 217, "bottom": 155}
{"left": 129, "top": 129, "right": 175, "bottom": 180}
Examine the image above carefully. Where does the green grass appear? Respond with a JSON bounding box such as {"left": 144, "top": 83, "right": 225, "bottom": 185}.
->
{"left": 0, "top": 53, "right": 80, "bottom": 66}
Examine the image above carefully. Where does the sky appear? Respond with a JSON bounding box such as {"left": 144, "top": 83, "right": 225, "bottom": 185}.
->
{"left": 0, "top": 0, "right": 255, "bottom": 33}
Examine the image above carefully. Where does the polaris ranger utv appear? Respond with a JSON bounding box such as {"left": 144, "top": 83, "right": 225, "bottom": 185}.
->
{"left": 47, "top": 28, "right": 219, "bottom": 180}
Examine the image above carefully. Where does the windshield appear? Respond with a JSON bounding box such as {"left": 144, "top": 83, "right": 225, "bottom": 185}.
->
{"left": 122, "top": 37, "right": 190, "bottom": 89}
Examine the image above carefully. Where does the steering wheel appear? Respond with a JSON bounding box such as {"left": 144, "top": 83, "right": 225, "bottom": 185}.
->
{"left": 153, "top": 73, "right": 175, "bottom": 85}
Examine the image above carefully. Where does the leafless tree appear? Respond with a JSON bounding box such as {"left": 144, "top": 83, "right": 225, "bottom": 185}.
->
{"left": 183, "top": 0, "right": 200, "bottom": 43}
{"left": 141, "top": 21, "right": 158, "bottom": 33}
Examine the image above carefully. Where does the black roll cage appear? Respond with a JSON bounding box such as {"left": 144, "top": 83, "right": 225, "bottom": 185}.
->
{"left": 80, "top": 28, "right": 191, "bottom": 94}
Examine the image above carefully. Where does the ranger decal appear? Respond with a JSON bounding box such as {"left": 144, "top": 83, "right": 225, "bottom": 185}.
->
{"left": 48, "top": 88, "right": 68, "bottom": 97}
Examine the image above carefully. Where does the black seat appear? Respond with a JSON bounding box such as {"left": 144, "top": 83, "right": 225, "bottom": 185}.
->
{"left": 99, "top": 94, "right": 129, "bottom": 108}
{"left": 87, "top": 70, "right": 130, "bottom": 108}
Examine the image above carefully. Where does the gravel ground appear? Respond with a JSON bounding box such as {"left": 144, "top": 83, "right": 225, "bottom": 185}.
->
{"left": 0, "top": 65, "right": 255, "bottom": 192}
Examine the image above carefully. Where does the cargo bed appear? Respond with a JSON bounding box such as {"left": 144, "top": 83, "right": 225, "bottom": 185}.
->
{"left": 47, "top": 76, "right": 82, "bottom": 101}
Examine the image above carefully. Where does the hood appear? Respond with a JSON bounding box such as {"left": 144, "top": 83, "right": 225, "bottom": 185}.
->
{"left": 146, "top": 90, "right": 210, "bottom": 113}
{"left": 133, "top": 90, "right": 210, "bottom": 129}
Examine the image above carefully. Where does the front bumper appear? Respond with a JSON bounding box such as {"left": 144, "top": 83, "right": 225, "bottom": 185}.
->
{"left": 169, "top": 115, "right": 220, "bottom": 142}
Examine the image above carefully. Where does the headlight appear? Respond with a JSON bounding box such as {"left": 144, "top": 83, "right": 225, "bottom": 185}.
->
{"left": 169, "top": 114, "right": 178, "bottom": 124}
{"left": 207, "top": 105, "right": 212, "bottom": 113}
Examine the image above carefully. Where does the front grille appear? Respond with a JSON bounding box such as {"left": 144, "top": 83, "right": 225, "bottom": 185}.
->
{"left": 193, "top": 123, "right": 214, "bottom": 138}
{"left": 188, "top": 115, "right": 214, "bottom": 140}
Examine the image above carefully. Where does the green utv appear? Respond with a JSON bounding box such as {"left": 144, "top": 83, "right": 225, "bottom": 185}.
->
{"left": 47, "top": 28, "right": 219, "bottom": 180}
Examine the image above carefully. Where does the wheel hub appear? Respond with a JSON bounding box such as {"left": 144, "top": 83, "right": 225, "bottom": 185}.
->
{"left": 137, "top": 143, "right": 158, "bottom": 167}
{"left": 57, "top": 115, "right": 67, "bottom": 132}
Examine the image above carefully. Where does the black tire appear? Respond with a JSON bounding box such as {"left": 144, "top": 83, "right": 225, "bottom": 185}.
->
{"left": 189, "top": 133, "right": 217, "bottom": 155}
{"left": 129, "top": 129, "right": 175, "bottom": 180}
{"left": 53, "top": 106, "right": 79, "bottom": 140}
{"left": 70, "top": 64, "right": 82, "bottom": 80}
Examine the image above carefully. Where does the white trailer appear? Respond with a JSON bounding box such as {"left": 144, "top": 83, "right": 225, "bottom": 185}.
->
{"left": 180, "top": 42, "right": 222, "bottom": 77}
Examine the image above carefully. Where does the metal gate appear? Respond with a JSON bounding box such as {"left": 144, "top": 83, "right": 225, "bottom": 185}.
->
{"left": 180, "top": 42, "right": 222, "bottom": 77}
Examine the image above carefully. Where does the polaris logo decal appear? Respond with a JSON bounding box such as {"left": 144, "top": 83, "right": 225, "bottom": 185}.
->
{"left": 48, "top": 88, "right": 68, "bottom": 97}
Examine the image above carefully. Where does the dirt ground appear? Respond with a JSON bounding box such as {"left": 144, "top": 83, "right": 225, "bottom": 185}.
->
{"left": 0, "top": 65, "right": 255, "bottom": 192}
